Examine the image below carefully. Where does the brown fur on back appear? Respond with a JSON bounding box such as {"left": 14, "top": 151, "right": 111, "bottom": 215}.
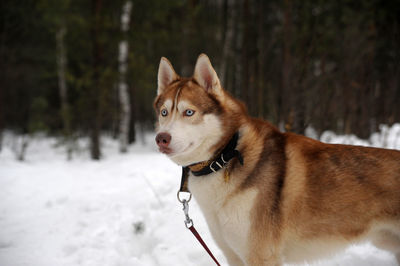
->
{"left": 234, "top": 119, "right": 400, "bottom": 264}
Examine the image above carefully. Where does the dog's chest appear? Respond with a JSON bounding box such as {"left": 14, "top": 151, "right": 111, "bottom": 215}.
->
{"left": 188, "top": 171, "right": 258, "bottom": 256}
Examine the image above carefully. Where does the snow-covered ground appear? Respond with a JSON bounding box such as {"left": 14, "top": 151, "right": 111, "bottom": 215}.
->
{"left": 1, "top": 125, "right": 400, "bottom": 266}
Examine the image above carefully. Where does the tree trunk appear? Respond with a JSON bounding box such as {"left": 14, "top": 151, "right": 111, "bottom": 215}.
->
{"left": 128, "top": 85, "right": 136, "bottom": 144}
{"left": 256, "top": 0, "right": 265, "bottom": 118}
{"left": 56, "top": 22, "right": 72, "bottom": 160}
{"left": 233, "top": 0, "right": 242, "bottom": 97}
{"left": 219, "top": 0, "right": 235, "bottom": 88}
{"left": 282, "top": 0, "right": 293, "bottom": 132}
{"left": 180, "top": 0, "right": 196, "bottom": 77}
{"left": 12, "top": 134, "right": 29, "bottom": 161}
{"left": 118, "top": 1, "right": 132, "bottom": 153}
{"left": 90, "top": 0, "right": 103, "bottom": 160}
{"left": 241, "top": 0, "right": 250, "bottom": 107}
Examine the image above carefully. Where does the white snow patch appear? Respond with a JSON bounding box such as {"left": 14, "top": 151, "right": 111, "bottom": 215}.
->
{"left": 319, "top": 123, "right": 400, "bottom": 150}
{"left": 1, "top": 125, "right": 400, "bottom": 266}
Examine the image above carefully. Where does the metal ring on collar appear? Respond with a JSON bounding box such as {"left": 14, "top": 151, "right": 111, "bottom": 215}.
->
{"left": 221, "top": 154, "right": 227, "bottom": 164}
{"left": 177, "top": 191, "right": 192, "bottom": 203}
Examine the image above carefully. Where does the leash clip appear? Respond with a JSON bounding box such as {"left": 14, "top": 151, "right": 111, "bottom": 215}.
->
{"left": 182, "top": 199, "right": 193, "bottom": 228}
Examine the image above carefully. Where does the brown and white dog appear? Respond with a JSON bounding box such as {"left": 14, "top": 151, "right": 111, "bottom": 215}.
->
{"left": 154, "top": 54, "right": 400, "bottom": 265}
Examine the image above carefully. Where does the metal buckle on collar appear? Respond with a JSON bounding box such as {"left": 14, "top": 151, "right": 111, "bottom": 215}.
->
{"left": 210, "top": 161, "right": 223, "bottom": 173}
{"left": 209, "top": 161, "right": 217, "bottom": 173}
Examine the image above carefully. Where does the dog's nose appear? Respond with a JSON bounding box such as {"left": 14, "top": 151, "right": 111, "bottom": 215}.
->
{"left": 156, "top": 132, "right": 171, "bottom": 147}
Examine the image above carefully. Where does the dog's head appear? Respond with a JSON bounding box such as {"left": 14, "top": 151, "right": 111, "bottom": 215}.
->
{"left": 153, "top": 54, "right": 245, "bottom": 166}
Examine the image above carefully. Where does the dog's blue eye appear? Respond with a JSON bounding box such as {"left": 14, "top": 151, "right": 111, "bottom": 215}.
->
{"left": 185, "top": 109, "right": 195, "bottom": 116}
{"left": 161, "top": 109, "right": 168, "bottom": 117}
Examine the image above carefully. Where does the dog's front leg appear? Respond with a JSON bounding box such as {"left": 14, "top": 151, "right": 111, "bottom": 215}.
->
{"left": 245, "top": 253, "right": 282, "bottom": 266}
{"left": 221, "top": 246, "right": 245, "bottom": 266}
{"left": 245, "top": 238, "right": 282, "bottom": 266}
{"left": 208, "top": 226, "right": 245, "bottom": 266}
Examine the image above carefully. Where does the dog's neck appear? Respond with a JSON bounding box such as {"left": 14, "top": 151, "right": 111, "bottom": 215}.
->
{"left": 186, "top": 132, "right": 243, "bottom": 177}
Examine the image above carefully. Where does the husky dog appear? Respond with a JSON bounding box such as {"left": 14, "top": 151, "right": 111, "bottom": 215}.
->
{"left": 154, "top": 54, "right": 400, "bottom": 266}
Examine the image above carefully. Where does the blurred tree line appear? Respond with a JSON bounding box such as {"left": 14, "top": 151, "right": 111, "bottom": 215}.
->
{"left": 1, "top": 0, "right": 399, "bottom": 159}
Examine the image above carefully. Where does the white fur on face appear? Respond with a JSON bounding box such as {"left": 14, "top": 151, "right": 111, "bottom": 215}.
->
{"left": 169, "top": 113, "right": 222, "bottom": 165}
{"left": 162, "top": 99, "right": 173, "bottom": 112}
{"left": 157, "top": 98, "right": 223, "bottom": 166}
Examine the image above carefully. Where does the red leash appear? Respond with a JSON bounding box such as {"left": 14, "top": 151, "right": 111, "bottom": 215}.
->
{"left": 187, "top": 225, "right": 221, "bottom": 266}
{"left": 178, "top": 192, "right": 221, "bottom": 266}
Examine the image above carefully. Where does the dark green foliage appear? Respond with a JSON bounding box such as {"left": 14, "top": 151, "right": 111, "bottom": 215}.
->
{"left": 1, "top": 0, "right": 399, "bottom": 157}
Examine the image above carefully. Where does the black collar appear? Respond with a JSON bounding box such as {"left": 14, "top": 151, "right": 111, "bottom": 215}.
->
{"left": 189, "top": 132, "right": 243, "bottom": 176}
{"left": 179, "top": 132, "right": 243, "bottom": 192}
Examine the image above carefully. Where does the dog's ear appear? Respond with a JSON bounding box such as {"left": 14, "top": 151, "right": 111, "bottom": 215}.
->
{"left": 157, "top": 57, "right": 179, "bottom": 95}
{"left": 194, "top": 54, "right": 222, "bottom": 96}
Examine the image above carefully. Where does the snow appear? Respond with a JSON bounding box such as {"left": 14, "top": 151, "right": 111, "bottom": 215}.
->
{"left": 1, "top": 125, "right": 400, "bottom": 266}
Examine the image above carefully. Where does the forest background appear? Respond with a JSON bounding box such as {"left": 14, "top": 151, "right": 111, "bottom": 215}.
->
{"left": 1, "top": 0, "right": 399, "bottom": 160}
